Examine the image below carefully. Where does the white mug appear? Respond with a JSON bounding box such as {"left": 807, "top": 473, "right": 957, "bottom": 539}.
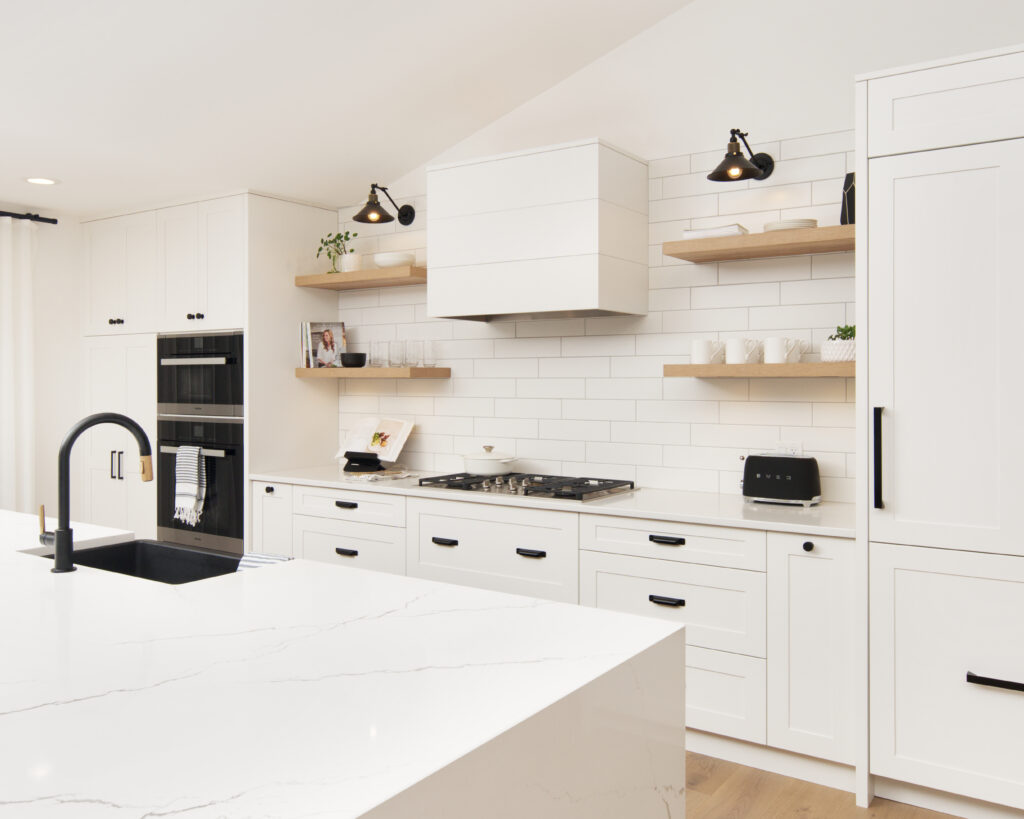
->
{"left": 725, "top": 338, "right": 760, "bottom": 365}
{"left": 691, "top": 339, "right": 725, "bottom": 365}
{"left": 763, "top": 337, "right": 802, "bottom": 364}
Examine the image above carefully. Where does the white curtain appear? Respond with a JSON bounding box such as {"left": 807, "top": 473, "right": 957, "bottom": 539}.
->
{"left": 0, "top": 216, "right": 37, "bottom": 512}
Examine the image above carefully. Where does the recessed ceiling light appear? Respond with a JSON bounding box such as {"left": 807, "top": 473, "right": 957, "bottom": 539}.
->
{"left": 26, "top": 177, "right": 59, "bottom": 185}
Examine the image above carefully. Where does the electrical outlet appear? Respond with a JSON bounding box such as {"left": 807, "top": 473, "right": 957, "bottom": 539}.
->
{"left": 777, "top": 441, "right": 802, "bottom": 457}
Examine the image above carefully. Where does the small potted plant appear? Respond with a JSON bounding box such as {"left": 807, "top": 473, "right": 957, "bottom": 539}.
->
{"left": 821, "top": 324, "right": 855, "bottom": 362}
{"left": 317, "top": 230, "right": 360, "bottom": 273}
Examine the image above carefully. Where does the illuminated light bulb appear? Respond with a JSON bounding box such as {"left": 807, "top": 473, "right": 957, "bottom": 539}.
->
{"left": 728, "top": 166, "right": 743, "bottom": 179}
{"left": 369, "top": 212, "right": 379, "bottom": 221}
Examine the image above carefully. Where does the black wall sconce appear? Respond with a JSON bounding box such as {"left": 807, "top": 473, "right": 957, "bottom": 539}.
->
{"left": 707, "top": 129, "right": 774, "bottom": 182}
{"left": 353, "top": 183, "right": 416, "bottom": 225}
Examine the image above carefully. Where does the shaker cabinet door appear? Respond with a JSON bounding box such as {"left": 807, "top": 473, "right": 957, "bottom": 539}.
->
{"left": 867, "top": 139, "right": 1024, "bottom": 555}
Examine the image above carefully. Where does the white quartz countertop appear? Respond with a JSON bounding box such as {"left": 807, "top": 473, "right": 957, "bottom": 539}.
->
{"left": 0, "top": 509, "right": 681, "bottom": 818}
{"left": 251, "top": 464, "right": 856, "bottom": 538}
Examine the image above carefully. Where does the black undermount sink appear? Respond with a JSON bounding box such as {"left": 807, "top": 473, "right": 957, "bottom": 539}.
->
{"left": 37, "top": 540, "right": 241, "bottom": 584}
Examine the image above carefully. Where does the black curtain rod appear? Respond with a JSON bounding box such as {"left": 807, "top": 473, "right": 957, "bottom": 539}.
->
{"left": 0, "top": 210, "right": 58, "bottom": 225}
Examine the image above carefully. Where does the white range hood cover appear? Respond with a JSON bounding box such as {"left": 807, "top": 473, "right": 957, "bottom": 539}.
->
{"left": 426, "top": 139, "right": 649, "bottom": 321}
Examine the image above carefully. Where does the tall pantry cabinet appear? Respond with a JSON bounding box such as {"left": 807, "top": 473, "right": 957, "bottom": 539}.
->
{"left": 859, "top": 46, "right": 1024, "bottom": 812}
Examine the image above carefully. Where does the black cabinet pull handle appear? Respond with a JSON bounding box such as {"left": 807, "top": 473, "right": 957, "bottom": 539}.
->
{"left": 117, "top": 318, "right": 124, "bottom": 324}
{"left": 873, "top": 406, "right": 884, "bottom": 509}
{"left": 649, "top": 594, "right": 686, "bottom": 607}
{"left": 649, "top": 534, "right": 685, "bottom": 546}
{"left": 108, "top": 318, "right": 115, "bottom": 325}
{"left": 516, "top": 548, "right": 547, "bottom": 558}
{"left": 196, "top": 312, "right": 205, "bottom": 319}
{"left": 803, "top": 541, "right": 814, "bottom": 552}
{"left": 966, "top": 671, "right": 1024, "bottom": 693}
{"left": 110, "top": 450, "right": 116, "bottom": 479}
{"left": 335, "top": 547, "right": 359, "bottom": 557}
{"left": 265, "top": 486, "right": 274, "bottom": 494}
{"left": 117, "top": 451, "right": 124, "bottom": 480}
{"left": 334, "top": 500, "right": 358, "bottom": 509}
{"left": 186, "top": 313, "right": 195, "bottom": 320}
{"left": 432, "top": 537, "right": 458, "bottom": 547}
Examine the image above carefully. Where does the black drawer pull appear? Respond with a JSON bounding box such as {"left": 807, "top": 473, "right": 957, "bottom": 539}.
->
{"left": 516, "top": 548, "right": 547, "bottom": 559}
{"left": 803, "top": 541, "right": 814, "bottom": 552}
{"left": 186, "top": 313, "right": 195, "bottom": 320}
{"left": 265, "top": 486, "right": 274, "bottom": 494}
{"left": 432, "top": 537, "right": 458, "bottom": 547}
{"left": 334, "top": 500, "right": 358, "bottom": 509}
{"left": 335, "top": 547, "right": 359, "bottom": 557}
{"left": 649, "top": 594, "right": 686, "bottom": 607}
{"left": 966, "top": 671, "right": 1024, "bottom": 693}
{"left": 649, "top": 535, "right": 685, "bottom": 546}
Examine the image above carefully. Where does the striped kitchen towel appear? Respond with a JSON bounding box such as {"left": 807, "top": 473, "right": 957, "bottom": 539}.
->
{"left": 172, "top": 445, "right": 206, "bottom": 527}
{"left": 236, "top": 553, "right": 293, "bottom": 571}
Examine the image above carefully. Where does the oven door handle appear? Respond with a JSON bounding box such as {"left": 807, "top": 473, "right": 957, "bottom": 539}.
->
{"left": 159, "top": 445, "right": 228, "bottom": 458}
{"left": 159, "top": 357, "right": 230, "bottom": 366}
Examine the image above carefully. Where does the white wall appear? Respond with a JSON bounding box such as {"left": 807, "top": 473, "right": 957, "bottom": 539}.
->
{"left": 389, "top": 0, "right": 1024, "bottom": 196}
{"left": 336, "top": 131, "right": 856, "bottom": 499}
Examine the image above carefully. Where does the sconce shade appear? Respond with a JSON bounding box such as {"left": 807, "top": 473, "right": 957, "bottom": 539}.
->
{"left": 707, "top": 131, "right": 775, "bottom": 182}
{"left": 353, "top": 191, "right": 394, "bottom": 224}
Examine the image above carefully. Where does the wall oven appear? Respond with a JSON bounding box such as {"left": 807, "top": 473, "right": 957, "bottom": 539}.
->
{"left": 158, "top": 332, "right": 243, "bottom": 417}
{"left": 157, "top": 416, "right": 244, "bottom": 555}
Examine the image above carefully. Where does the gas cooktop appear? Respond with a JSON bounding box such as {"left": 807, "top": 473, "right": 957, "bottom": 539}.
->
{"left": 418, "top": 473, "right": 636, "bottom": 502}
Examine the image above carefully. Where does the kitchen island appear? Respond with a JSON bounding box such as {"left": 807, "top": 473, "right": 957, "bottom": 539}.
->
{"left": 0, "top": 510, "right": 686, "bottom": 818}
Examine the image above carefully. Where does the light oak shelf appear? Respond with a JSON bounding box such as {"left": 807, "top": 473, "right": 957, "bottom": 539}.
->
{"left": 664, "top": 362, "right": 855, "bottom": 378}
{"left": 294, "top": 265, "right": 426, "bottom": 291}
{"left": 663, "top": 225, "right": 855, "bottom": 263}
{"left": 295, "top": 366, "right": 451, "bottom": 380}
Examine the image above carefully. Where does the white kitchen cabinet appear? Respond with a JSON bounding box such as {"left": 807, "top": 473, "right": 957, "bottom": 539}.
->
{"left": 686, "top": 646, "right": 767, "bottom": 744}
{"left": 292, "top": 484, "right": 405, "bottom": 527}
{"left": 293, "top": 514, "right": 405, "bottom": 575}
{"left": 250, "top": 481, "right": 293, "bottom": 556}
{"left": 766, "top": 533, "right": 855, "bottom": 764}
{"left": 870, "top": 542, "right": 1024, "bottom": 810}
{"left": 580, "top": 550, "right": 766, "bottom": 657}
{"left": 866, "top": 48, "right": 1024, "bottom": 158}
{"left": 427, "top": 139, "right": 648, "bottom": 320}
{"left": 866, "top": 138, "right": 1024, "bottom": 556}
{"left": 158, "top": 196, "right": 246, "bottom": 333}
{"left": 84, "top": 211, "right": 159, "bottom": 335}
{"left": 406, "top": 498, "right": 578, "bottom": 602}
{"left": 79, "top": 335, "right": 157, "bottom": 538}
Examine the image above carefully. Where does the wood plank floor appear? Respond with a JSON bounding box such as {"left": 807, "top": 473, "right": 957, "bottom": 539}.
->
{"left": 686, "top": 753, "right": 960, "bottom": 819}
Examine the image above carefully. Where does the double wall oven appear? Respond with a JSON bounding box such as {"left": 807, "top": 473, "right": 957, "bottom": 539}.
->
{"left": 157, "top": 333, "right": 244, "bottom": 555}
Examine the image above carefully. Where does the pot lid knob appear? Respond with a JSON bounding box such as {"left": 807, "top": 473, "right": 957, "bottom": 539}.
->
{"left": 482, "top": 445, "right": 494, "bottom": 453}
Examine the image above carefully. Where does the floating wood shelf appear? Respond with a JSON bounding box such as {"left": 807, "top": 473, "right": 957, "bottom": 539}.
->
{"left": 663, "top": 225, "right": 855, "bottom": 263}
{"left": 664, "top": 362, "right": 855, "bottom": 378}
{"left": 295, "top": 367, "right": 451, "bottom": 379}
{"left": 294, "top": 265, "right": 427, "bottom": 291}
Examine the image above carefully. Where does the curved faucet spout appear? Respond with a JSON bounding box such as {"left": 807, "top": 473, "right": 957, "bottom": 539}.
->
{"left": 44, "top": 413, "right": 153, "bottom": 573}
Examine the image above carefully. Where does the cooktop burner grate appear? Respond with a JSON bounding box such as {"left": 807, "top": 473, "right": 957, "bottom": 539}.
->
{"left": 418, "top": 473, "right": 635, "bottom": 501}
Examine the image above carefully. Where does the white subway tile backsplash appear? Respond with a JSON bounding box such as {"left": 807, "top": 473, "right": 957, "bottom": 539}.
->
{"left": 495, "top": 398, "right": 562, "bottom": 419}
{"left": 691, "top": 282, "right": 780, "bottom": 309}
{"left": 338, "top": 133, "right": 856, "bottom": 492}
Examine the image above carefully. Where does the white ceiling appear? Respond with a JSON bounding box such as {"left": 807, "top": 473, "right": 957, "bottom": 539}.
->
{"left": 0, "top": 0, "right": 690, "bottom": 218}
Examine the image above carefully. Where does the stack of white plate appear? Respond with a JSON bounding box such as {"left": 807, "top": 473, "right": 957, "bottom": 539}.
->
{"left": 764, "top": 218, "right": 818, "bottom": 232}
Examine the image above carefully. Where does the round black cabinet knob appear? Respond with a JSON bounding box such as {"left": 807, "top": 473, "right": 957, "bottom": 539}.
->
{"left": 803, "top": 541, "right": 814, "bottom": 552}
{"left": 108, "top": 318, "right": 116, "bottom": 324}
{"left": 265, "top": 486, "right": 274, "bottom": 494}
{"left": 195, "top": 312, "right": 205, "bottom": 319}
{"left": 186, "top": 313, "right": 195, "bottom": 320}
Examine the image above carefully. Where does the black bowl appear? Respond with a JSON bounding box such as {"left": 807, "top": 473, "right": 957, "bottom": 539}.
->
{"left": 341, "top": 352, "right": 367, "bottom": 368}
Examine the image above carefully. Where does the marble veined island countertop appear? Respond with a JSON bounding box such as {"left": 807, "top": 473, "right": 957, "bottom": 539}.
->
{"left": 0, "top": 510, "right": 686, "bottom": 818}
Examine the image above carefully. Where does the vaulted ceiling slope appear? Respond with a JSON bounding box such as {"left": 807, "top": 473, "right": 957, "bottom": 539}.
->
{"left": 0, "top": 0, "right": 690, "bottom": 218}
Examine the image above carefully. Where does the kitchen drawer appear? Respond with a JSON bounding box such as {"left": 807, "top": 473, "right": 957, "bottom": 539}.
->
{"left": 871, "top": 542, "right": 1024, "bottom": 809}
{"left": 293, "top": 514, "right": 404, "bottom": 575}
{"left": 580, "top": 551, "right": 766, "bottom": 657}
{"left": 406, "top": 498, "right": 578, "bottom": 603}
{"left": 580, "top": 514, "right": 765, "bottom": 571}
{"left": 867, "top": 49, "right": 1024, "bottom": 157}
{"left": 687, "top": 646, "right": 766, "bottom": 744}
{"left": 292, "top": 484, "right": 405, "bottom": 527}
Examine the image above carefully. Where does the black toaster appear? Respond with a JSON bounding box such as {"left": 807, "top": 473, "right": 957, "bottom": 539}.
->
{"left": 742, "top": 454, "right": 821, "bottom": 507}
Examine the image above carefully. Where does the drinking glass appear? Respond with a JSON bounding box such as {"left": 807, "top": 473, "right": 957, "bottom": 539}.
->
{"left": 407, "top": 340, "right": 424, "bottom": 367}
{"left": 370, "top": 340, "right": 387, "bottom": 368}
{"left": 422, "top": 340, "right": 437, "bottom": 368}
{"left": 388, "top": 340, "right": 407, "bottom": 367}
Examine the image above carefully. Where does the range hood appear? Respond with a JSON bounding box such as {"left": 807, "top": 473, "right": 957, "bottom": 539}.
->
{"left": 426, "top": 139, "right": 648, "bottom": 322}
